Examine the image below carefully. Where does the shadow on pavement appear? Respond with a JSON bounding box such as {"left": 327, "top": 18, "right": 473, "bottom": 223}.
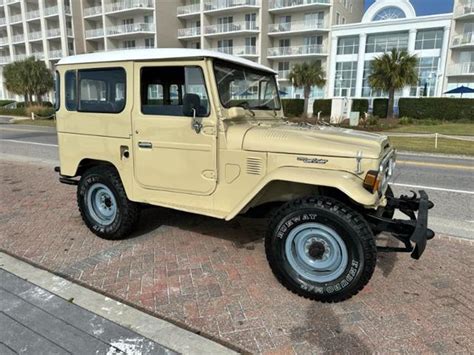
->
{"left": 376, "top": 234, "right": 400, "bottom": 278}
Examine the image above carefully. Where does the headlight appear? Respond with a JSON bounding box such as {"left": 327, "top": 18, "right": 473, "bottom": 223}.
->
{"left": 363, "top": 151, "right": 396, "bottom": 195}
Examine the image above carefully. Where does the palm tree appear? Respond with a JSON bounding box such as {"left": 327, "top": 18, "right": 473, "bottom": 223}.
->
{"left": 288, "top": 61, "right": 326, "bottom": 117}
{"left": 369, "top": 49, "right": 418, "bottom": 118}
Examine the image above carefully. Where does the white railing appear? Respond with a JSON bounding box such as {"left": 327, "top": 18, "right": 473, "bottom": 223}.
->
{"left": 105, "top": 0, "right": 154, "bottom": 13}
{"left": 26, "top": 9, "right": 41, "bottom": 20}
{"left": 455, "top": 1, "right": 474, "bottom": 17}
{"left": 204, "top": 21, "right": 258, "bottom": 35}
{"left": 67, "top": 28, "right": 73, "bottom": 36}
{"left": 178, "top": 26, "right": 201, "bottom": 38}
{"left": 29, "top": 31, "right": 43, "bottom": 40}
{"left": 212, "top": 45, "right": 257, "bottom": 56}
{"left": 107, "top": 23, "right": 155, "bottom": 35}
{"left": 11, "top": 34, "right": 24, "bottom": 43}
{"left": 204, "top": 0, "right": 259, "bottom": 11}
{"left": 44, "top": 6, "right": 59, "bottom": 16}
{"left": 85, "top": 28, "right": 105, "bottom": 38}
{"left": 0, "top": 37, "right": 7, "bottom": 45}
{"left": 277, "top": 70, "right": 290, "bottom": 80}
{"left": 32, "top": 52, "right": 45, "bottom": 60}
{"left": 14, "top": 54, "right": 27, "bottom": 61}
{"left": 47, "top": 28, "right": 61, "bottom": 38}
{"left": 269, "top": 0, "right": 330, "bottom": 10}
{"left": 268, "top": 20, "right": 326, "bottom": 33}
{"left": 0, "top": 18, "right": 6, "bottom": 26}
{"left": 84, "top": 5, "right": 103, "bottom": 17}
{"left": 9, "top": 14, "right": 23, "bottom": 23}
{"left": 0, "top": 56, "right": 10, "bottom": 64}
{"left": 177, "top": 3, "right": 200, "bottom": 16}
{"left": 6, "top": 0, "right": 21, "bottom": 3}
{"left": 268, "top": 44, "right": 326, "bottom": 57}
{"left": 64, "top": 5, "right": 71, "bottom": 14}
{"left": 449, "top": 62, "right": 474, "bottom": 76}
{"left": 452, "top": 32, "right": 474, "bottom": 47}
{"left": 49, "top": 50, "right": 63, "bottom": 59}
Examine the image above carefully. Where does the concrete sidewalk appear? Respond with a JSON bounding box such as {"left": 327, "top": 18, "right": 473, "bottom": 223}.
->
{"left": 0, "top": 253, "right": 236, "bottom": 355}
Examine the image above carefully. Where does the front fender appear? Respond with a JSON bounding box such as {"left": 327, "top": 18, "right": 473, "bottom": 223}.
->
{"left": 225, "top": 166, "right": 379, "bottom": 220}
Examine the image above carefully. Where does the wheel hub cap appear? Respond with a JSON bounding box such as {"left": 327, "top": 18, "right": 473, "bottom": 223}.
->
{"left": 86, "top": 183, "right": 117, "bottom": 226}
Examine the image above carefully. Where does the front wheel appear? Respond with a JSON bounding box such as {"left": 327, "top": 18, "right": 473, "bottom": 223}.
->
{"left": 265, "top": 197, "right": 377, "bottom": 302}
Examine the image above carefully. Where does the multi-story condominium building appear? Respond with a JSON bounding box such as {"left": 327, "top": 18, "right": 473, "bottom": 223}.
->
{"left": 445, "top": 0, "right": 474, "bottom": 95}
{"left": 0, "top": 0, "right": 75, "bottom": 99}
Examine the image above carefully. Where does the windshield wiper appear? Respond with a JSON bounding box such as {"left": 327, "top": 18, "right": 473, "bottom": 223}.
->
{"left": 235, "top": 101, "right": 255, "bottom": 117}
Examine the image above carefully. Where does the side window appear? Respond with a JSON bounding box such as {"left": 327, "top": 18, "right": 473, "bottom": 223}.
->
{"left": 65, "top": 70, "right": 77, "bottom": 111}
{"left": 141, "top": 66, "right": 209, "bottom": 117}
{"left": 78, "top": 68, "right": 126, "bottom": 113}
{"left": 54, "top": 71, "right": 60, "bottom": 111}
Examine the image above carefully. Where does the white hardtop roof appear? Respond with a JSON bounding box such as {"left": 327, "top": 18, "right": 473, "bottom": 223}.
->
{"left": 57, "top": 48, "right": 276, "bottom": 74}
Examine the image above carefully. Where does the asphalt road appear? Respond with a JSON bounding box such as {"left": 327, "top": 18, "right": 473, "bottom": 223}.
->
{"left": 1, "top": 121, "right": 473, "bottom": 239}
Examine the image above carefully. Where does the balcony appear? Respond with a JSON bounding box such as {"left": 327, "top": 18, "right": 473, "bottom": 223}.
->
{"left": 49, "top": 49, "right": 63, "bottom": 59}
{"left": 105, "top": 0, "right": 154, "bottom": 15}
{"left": 26, "top": 9, "right": 41, "bottom": 20}
{"left": 211, "top": 45, "right": 258, "bottom": 57}
{"left": 204, "top": 0, "right": 260, "bottom": 15}
{"left": 268, "top": 20, "right": 327, "bottom": 36}
{"left": 177, "top": 3, "right": 200, "bottom": 18}
{"left": 0, "top": 56, "right": 10, "bottom": 65}
{"left": 106, "top": 23, "right": 155, "bottom": 38}
{"left": 14, "top": 54, "right": 27, "bottom": 61}
{"left": 32, "top": 52, "right": 45, "bottom": 60}
{"left": 85, "top": 28, "right": 105, "bottom": 39}
{"left": 448, "top": 62, "right": 474, "bottom": 76}
{"left": 0, "top": 18, "right": 5, "bottom": 26}
{"left": 178, "top": 26, "right": 201, "bottom": 39}
{"left": 44, "top": 6, "right": 59, "bottom": 17}
{"left": 29, "top": 31, "right": 43, "bottom": 41}
{"left": 46, "top": 28, "right": 61, "bottom": 38}
{"left": 6, "top": 0, "right": 21, "bottom": 4}
{"left": 0, "top": 37, "right": 7, "bottom": 45}
{"left": 84, "top": 5, "right": 103, "bottom": 18}
{"left": 267, "top": 44, "right": 326, "bottom": 59}
{"left": 11, "top": 33, "right": 23, "bottom": 43}
{"left": 452, "top": 32, "right": 474, "bottom": 48}
{"left": 269, "top": 0, "right": 330, "bottom": 13}
{"left": 277, "top": 69, "right": 290, "bottom": 80}
{"left": 204, "top": 21, "right": 258, "bottom": 37}
{"left": 454, "top": 2, "right": 474, "bottom": 19}
{"left": 9, "top": 14, "right": 22, "bottom": 23}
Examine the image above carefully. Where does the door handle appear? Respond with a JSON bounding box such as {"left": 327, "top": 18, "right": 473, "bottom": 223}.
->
{"left": 138, "top": 141, "right": 152, "bottom": 149}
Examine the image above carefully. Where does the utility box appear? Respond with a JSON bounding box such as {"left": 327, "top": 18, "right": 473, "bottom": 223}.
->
{"left": 331, "top": 98, "right": 352, "bottom": 124}
{"left": 349, "top": 112, "right": 360, "bottom": 126}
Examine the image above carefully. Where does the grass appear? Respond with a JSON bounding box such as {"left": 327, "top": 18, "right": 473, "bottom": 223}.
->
{"left": 13, "top": 119, "right": 56, "bottom": 127}
{"left": 388, "top": 136, "right": 474, "bottom": 156}
{"left": 386, "top": 123, "right": 474, "bottom": 136}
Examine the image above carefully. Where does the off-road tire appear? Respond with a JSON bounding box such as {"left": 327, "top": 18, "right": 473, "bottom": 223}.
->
{"left": 265, "top": 196, "right": 377, "bottom": 302}
{"left": 77, "top": 166, "right": 140, "bottom": 240}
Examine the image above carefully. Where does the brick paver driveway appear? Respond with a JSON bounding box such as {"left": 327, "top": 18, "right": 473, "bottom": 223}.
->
{"left": 1, "top": 159, "right": 473, "bottom": 354}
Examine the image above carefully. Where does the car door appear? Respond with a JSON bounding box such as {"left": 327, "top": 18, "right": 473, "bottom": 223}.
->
{"left": 132, "top": 62, "right": 217, "bottom": 195}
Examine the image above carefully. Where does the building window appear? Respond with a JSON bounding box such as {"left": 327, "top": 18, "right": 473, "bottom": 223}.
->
{"left": 336, "top": 12, "right": 340, "bottom": 24}
{"left": 362, "top": 61, "right": 385, "bottom": 97}
{"left": 123, "top": 40, "right": 135, "bottom": 49}
{"left": 366, "top": 32, "right": 409, "bottom": 53}
{"left": 78, "top": 68, "right": 126, "bottom": 113}
{"left": 410, "top": 57, "right": 440, "bottom": 97}
{"left": 415, "top": 29, "right": 444, "bottom": 50}
{"left": 334, "top": 61, "right": 357, "bottom": 97}
{"left": 145, "top": 38, "right": 154, "bottom": 48}
{"left": 337, "top": 36, "right": 359, "bottom": 55}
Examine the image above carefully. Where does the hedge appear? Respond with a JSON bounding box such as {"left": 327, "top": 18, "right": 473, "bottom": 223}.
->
{"left": 398, "top": 98, "right": 474, "bottom": 121}
{"left": 282, "top": 99, "right": 304, "bottom": 117}
{"left": 17, "top": 101, "right": 53, "bottom": 108}
{"left": 351, "top": 99, "right": 369, "bottom": 117}
{"left": 0, "top": 107, "right": 27, "bottom": 116}
{"left": 0, "top": 100, "right": 15, "bottom": 107}
{"left": 373, "top": 98, "right": 389, "bottom": 118}
{"left": 313, "top": 99, "right": 332, "bottom": 117}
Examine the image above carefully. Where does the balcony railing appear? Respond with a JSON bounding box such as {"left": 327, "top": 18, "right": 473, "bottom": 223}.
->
{"left": 107, "top": 23, "right": 155, "bottom": 36}
{"left": 49, "top": 49, "right": 63, "bottom": 59}
{"left": 277, "top": 70, "right": 290, "bottom": 80}
{"left": 26, "top": 9, "right": 40, "bottom": 20}
{"left": 178, "top": 26, "right": 201, "bottom": 38}
{"left": 177, "top": 3, "right": 200, "bottom": 16}
{"left": 6, "top": 0, "right": 21, "bottom": 4}
{"left": 268, "top": 20, "right": 326, "bottom": 33}
{"left": 0, "top": 18, "right": 5, "bottom": 26}
{"left": 46, "top": 28, "right": 61, "bottom": 38}
{"left": 269, "top": 0, "right": 330, "bottom": 10}
{"left": 84, "top": 5, "right": 103, "bottom": 17}
{"left": 204, "top": 0, "right": 259, "bottom": 11}
{"left": 211, "top": 45, "right": 258, "bottom": 56}
{"left": 44, "top": 6, "right": 59, "bottom": 16}
{"left": 268, "top": 44, "right": 326, "bottom": 57}
{"left": 29, "top": 31, "right": 43, "bottom": 40}
{"left": 105, "top": 0, "right": 154, "bottom": 13}
{"left": 67, "top": 28, "right": 73, "bottom": 36}
{"left": 9, "top": 14, "right": 23, "bottom": 23}
{"left": 14, "top": 54, "right": 27, "bottom": 61}
{"left": 204, "top": 21, "right": 258, "bottom": 35}
{"left": 450, "top": 62, "right": 474, "bottom": 76}
{"left": 0, "top": 56, "right": 10, "bottom": 64}
{"left": 452, "top": 32, "right": 474, "bottom": 47}
{"left": 32, "top": 52, "right": 45, "bottom": 60}
{"left": 11, "top": 34, "right": 24, "bottom": 43}
{"left": 455, "top": 1, "right": 474, "bottom": 17}
{"left": 85, "top": 28, "right": 105, "bottom": 38}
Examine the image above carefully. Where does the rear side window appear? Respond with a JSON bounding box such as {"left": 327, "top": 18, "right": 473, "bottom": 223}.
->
{"left": 65, "top": 70, "right": 76, "bottom": 111}
{"left": 78, "top": 68, "right": 126, "bottom": 113}
{"left": 54, "top": 71, "right": 60, "bottom": 111}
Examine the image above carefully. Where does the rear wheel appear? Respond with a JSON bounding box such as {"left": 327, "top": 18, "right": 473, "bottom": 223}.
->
{"left": 265, "top": 197, "right": 377, "bottom": 302}
{"left": 77, "top": 166, "right": 140, "bottom": 240}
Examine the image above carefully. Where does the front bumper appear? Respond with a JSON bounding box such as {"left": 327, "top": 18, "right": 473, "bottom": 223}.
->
{"left": 367, "top": 190, "right": 434, "bottom": 259}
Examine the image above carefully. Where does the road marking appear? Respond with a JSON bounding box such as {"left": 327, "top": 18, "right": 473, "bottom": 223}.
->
{"left": 397, "top": 160, "right": 474, "bottom": 171}
{"left": 390, "top": 182, "right": 474, "bottom": 195}
{"left": 0, "top": 127, "right": 54, "bottom": 133}
{"left": 1, "top": 139, "right": 58, "bottom": 147}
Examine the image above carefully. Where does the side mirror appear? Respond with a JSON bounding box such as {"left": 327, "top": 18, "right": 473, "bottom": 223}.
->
{"left": 226, "top": 107, "right": 247, "bottom": 121}
{"left": 183, "top": 94, "right": 202, "bottom": 134}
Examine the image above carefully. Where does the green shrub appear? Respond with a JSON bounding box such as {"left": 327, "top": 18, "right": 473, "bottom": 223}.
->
{"left": 367, "top": 116, "right": 379, "bottom": 126}
{"left": 373, "top": 98, "right": 389, "bottom": 118}
{"left": 0, "top": 107, "right": 27, "bottom": 116}
{"left": 0, "top": 100, "right": 15, "bottom": 107}
{"left": 398, "top": 98, "right": 474, "bottom": 121}
{"left": 282, "top": 99, "right": 304, "bottom": 117}
{"left": 313, "top": 99, "right": 332, "bottom": 117}
{"left": 16, "top": 101, "right": 53, "bottom": 108}
{"left": 27, "top": 105, "right": 56, "bottom": 118}
{"left": 351, "top": 99, "right": 369, "bottom": 117}
{"left": 399, "top": 117, "right": 414, "bottom": 125}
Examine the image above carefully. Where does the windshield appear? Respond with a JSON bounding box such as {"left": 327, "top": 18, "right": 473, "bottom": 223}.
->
{"left": 214, "top": 60, "right": 281, "bottom": 111}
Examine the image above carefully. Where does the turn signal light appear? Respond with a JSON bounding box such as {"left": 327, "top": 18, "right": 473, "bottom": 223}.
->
{"left": 363, "top": 170, "right": 380, "bottom": 193}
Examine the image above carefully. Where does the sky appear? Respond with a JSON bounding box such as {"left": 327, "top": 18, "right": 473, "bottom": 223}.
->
{"left": 364, "top": 0, "right": 454, "bottom": 16}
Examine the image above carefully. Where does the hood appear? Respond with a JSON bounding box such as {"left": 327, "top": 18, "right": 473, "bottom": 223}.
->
{"left": 241, "top": 123, "right": 389, "bottom": 159}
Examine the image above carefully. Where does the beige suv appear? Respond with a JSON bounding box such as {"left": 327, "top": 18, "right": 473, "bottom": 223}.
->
{"left": 54, "top": 49, "right": 434, "bottom": 302}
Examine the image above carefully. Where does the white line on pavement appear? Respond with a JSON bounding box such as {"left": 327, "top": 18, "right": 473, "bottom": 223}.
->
{"left": 1, "top": 139, "right": 58, "bottom": 147}
{"left": 0, "top": 127, "right": 54, "bottom": 133}
{"left": 390, "top": 182, "right": 474, "bottom": 195}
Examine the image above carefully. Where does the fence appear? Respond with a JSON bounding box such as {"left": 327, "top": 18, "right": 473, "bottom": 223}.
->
{"left": 384, "top": 132, "right": 474, "bottom": 149}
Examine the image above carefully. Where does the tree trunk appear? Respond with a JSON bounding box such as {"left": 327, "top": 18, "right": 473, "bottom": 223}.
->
{"left": 303, "top": 85, "right": 311, "bottom": 118}
{"left": 387, "top": 88, "right": 395, "bottom": 119}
